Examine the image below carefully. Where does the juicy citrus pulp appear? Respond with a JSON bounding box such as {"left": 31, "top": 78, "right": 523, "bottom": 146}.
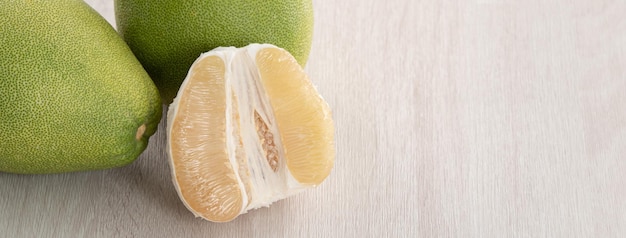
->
{"left": 167, "top": 44, "right": 334, "bottom": 222}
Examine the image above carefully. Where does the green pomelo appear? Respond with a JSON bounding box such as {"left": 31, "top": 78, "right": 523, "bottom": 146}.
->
{"left": 0, "top": 0, "right": 162, "bottom": 174}
{"left": 114, "top": 0, "right": 314, "bottom": 103}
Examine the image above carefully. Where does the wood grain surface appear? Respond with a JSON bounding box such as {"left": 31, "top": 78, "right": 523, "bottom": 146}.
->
{"left": 2, "top": 0, "right": 625, "bottom": 237}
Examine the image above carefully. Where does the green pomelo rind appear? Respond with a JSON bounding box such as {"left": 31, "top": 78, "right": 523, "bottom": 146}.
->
{"left": 114, "top": 0, "right": 313, "bottom": 103}
{"left": 0, "top": 0, "right": 162, "bottom": 174}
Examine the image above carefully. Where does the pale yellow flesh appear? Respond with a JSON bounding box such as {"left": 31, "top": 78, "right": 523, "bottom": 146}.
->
{"left": 169, "top": 56, "right": 243, "bottom": 222}
{"left": 256, "top": 48, "right": 335, "bottom": 185}
{"left": 168, "top": 45, "right": 334, "bottom": 222}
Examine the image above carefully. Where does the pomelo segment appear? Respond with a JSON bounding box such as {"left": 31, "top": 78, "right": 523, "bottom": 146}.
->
{"left": 256, "top": 48, "right": 335, "bottom": 185}
{"left": 168, "top": 56, "right": 245, "bottom": 222}
{"left": 167, "top": 44, "right": 334, "bottom": 222}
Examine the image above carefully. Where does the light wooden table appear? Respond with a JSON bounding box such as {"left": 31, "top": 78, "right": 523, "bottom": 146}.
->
{"left": 2, "top": 0, "right": 625, "bottom": 237}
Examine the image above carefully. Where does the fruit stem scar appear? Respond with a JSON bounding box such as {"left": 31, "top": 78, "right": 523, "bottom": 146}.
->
{"left": 136, "top": 124, "right": 147, "bottom": 140}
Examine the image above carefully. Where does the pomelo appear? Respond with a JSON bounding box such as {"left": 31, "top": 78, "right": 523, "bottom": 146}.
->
{"left": 167, "top": 44, "right": 334, "bottom": 222}
{"left": 0, "top": 0, "right": 161, "bottom": 174}
{"left": 114, "top": 0, "right": 314, "bottom": 103}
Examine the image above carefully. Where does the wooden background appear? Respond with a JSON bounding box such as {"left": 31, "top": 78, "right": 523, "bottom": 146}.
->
{"left": 2, "top": 0, "right": 625, "bottom": 237}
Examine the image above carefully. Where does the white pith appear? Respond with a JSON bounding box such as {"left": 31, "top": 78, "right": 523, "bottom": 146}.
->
{"left": 167, "top": 44, "right": 311, "bottom": 220}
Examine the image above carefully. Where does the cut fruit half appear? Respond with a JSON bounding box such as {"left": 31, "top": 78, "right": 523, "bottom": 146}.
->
{"left": 167, "top": 44, "right": 335, "bottom": 222}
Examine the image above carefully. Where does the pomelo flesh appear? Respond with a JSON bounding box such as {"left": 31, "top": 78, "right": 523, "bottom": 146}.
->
{"left": 167, "top": 44, "right": 334, "bottom": 222}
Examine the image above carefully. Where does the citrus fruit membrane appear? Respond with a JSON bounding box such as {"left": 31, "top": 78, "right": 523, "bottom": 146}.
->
{"left": 167, "top": 44, "right": 335, "bottom": 222}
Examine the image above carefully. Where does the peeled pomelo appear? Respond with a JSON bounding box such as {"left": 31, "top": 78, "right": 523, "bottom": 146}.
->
{"left": 114, "top": 0, "right": 314, "bottom": 103}
{"left": 167, "top": 44, "right": 334, "bottom": 222}
{"left": 0, "top": 0, "right": 161, "bottom": 174}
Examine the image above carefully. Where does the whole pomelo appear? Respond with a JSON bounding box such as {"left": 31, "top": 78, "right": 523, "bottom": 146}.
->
{"left": 0, "top": 0, "right": 162, "bottom": 174}
{"left": 114, "top": 0, "right": 314, "bottom": 103}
